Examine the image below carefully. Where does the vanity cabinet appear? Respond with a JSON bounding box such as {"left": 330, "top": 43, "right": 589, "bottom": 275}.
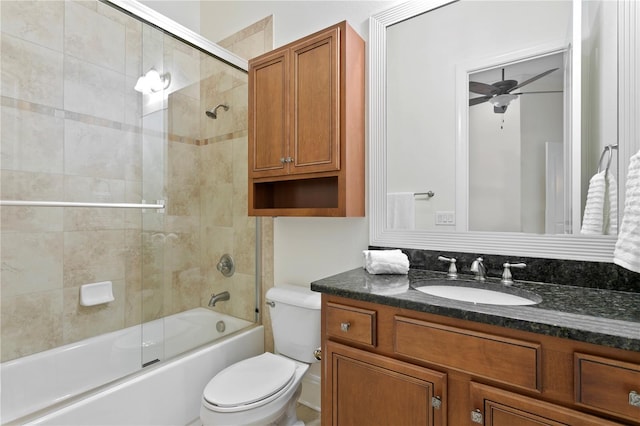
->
{"left": 248, "top": 21, "right": 364, "bottom": 216}
{"left": 325, "top": 341, "right": 447, "bottom": 426}
{"left": 321, "top": 295, "right": 640, "bottom": 426}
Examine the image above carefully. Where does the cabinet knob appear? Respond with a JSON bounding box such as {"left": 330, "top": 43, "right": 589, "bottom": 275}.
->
{"left": 280, "top": 157, "right": 286, "bottom": 164}
{"left": 630, "top": 390, "right": 640, "bottom": 408}
{"left": 470, "top": 409, "right": 483, "bottom": 424}
{"left": 340, "top": 322, "right": 350, "bottom": 332}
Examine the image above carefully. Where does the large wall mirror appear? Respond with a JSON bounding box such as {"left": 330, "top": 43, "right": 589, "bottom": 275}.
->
{"left": 369, "top": 0, "right": 639, "bottom": 262}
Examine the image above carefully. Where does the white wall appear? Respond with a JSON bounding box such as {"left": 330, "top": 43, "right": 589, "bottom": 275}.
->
{"left": 199, "top": 1, "right": 396, "bottom": 47}
{"left": 140, "top": 1, "right": 201, "bottom": 34}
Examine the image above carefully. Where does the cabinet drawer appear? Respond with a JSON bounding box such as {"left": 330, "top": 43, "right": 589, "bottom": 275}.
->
{"left": 326, "top": 302, "right": 376, "bottom": 347}
{"left": 575, "top": 352, "right": 640, "bottom": 422}
{"left": 394, "top": 316, "right": 540, "bottom": 391}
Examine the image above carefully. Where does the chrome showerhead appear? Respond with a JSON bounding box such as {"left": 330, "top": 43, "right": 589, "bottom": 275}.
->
{"left": 205, "top": 103, "right": 229, "bottom": 119}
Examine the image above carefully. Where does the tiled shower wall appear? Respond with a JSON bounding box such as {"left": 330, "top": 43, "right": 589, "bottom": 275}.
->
{"left": 0, "top": 1, "right": 254, "bottom": 362}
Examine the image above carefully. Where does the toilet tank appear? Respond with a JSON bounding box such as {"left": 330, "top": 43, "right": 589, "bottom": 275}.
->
{"left": 266, "top": 284, "right": 321, "bottom": 364}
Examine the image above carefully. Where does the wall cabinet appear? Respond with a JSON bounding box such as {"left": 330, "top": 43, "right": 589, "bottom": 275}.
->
{"left": 321, "top": 295, "right": 640, "bottom": 426}
{"left": 248, "top": 21, "right": 364, "bottom": 216}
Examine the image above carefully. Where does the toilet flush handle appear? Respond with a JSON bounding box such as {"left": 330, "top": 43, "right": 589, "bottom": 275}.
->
{"left": 313, "top": 348, "right": 322, "bottom": 361}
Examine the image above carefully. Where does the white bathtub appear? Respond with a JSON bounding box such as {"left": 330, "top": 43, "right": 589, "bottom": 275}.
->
{"left": 1, "top": 308, "right": 263, "bottom": 425}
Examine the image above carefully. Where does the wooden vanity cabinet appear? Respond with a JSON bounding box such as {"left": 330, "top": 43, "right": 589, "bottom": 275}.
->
{"left": 325, "top": 341, "right": 447, "bottom": 426}
{"left": 248, "top": 21, "right": 364, "bottom": 216}
{"left": 321, "top": 295, "right": 640, "bottom": 426}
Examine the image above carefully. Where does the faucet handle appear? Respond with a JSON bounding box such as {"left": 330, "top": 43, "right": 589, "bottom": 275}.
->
{"left": 438, "top": 256, "right": 457, "bottom": 279}
{"left": 501, "top": 262, "right": 526, "bottom": 285}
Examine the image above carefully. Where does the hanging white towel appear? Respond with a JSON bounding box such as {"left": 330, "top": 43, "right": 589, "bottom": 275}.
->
{"left": 581, "top": 170, "right": 617, "bottom": 235}
{"left": 606, "top": 171, "right": 618, "bottom": 235}
{"left": 614, "top": 149, "right": 640, "bottom": 273}
{"left": 387, "top": 192, "right": 415, "bottom": 229}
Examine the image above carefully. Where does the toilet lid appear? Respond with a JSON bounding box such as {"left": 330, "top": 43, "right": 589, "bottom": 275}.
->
{"left": 203, "top": 353, "right": 296, "bottom": 408}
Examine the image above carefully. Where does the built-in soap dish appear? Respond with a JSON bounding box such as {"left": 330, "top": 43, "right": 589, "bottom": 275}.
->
{"left": 80, "top": 281, "right": 114, "bottom": 306}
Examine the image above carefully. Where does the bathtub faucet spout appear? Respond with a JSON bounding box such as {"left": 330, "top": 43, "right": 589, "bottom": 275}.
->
{"left": 208, "top": 291, "right": 230, "bottom": 307}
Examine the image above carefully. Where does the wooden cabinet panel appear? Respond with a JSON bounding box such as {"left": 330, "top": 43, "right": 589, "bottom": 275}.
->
{"left": 575, "top": 352, "right": 640, "bottom": 422}
{"left": 470, "top": 382, "right": 623, "bottom": 426}
{"left": 326, "top": 302, "right": 376, "bottom": 347}
{"left": 394, "top": 316, "right": 541, "bottom": 391}
{"left": 249, "top": 50, "right": 288, "bottom": 177}
{"left": 291, "top": 28, "right": 340, "bottom": 173}
{"left": 325, "top": 341, "right": 447, "bottom": 426}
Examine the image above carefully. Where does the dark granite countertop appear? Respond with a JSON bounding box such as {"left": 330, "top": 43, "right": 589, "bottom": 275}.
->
{"left": 311, "top": 268, "right": 640, "bottom": 352}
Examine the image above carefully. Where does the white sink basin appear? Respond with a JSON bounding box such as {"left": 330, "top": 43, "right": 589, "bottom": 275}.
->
{"left": 414, "top": 282, "right": 541, "bottom": 306}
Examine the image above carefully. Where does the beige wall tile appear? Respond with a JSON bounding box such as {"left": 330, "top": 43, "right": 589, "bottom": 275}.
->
{"left": 64, "top": 1, "right": 126, "bottom": 73}
{"left": 61, "top": 280, "right": 125, "bottom": 344}
{"left": 1, "top": 232, "right": 64, "bottom": 297}
{"left": 63, "top": 230, "right": 126, "bottom": 288}
{"left": 1, "top": 34, "right": 64, "bottom": 108}
{"left": 63, "top": 56, "right": 125, "bottom": 123}
{"left": 1, "top": 290, "right": 63, "bottom": 362}
{"left": 1, "top": 106, "right": 64, "bottom": 174}
{"left": 0, "top": 1, "right": 64, "bottom": 51}
{"left": 64, "top": 120, "right": 134, "bottom": 180}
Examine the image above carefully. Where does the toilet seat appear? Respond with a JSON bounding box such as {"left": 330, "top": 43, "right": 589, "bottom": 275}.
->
{"left": 203, "top": 353, "right": 297, "bottom": 413}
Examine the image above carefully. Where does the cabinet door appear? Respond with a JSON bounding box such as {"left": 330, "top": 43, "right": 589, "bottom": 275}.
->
{"left": 324, "top": 341, "right": 446, "bottom": 426}
{"left": 469, "top": 382, "right": 624, "bottom": 426}
{"left": 249, "top": 49, "right": 288, "bottom": 178}
{"left": 290, "top": 26, "right": 341, "bottom": 174}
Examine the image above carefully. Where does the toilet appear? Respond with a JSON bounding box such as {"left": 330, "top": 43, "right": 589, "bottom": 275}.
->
{"left": 200, "top": 284, "right": 321, "bottom": 426}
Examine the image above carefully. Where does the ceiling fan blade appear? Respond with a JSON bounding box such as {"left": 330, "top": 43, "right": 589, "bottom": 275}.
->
{"left": 469, "top": 96, "right": 491, "bottom": 106}
{"left": 509, "top": 68, "right": 559, "bottom": 92}
{"left": 469, "top": 81, "right": 499, "bottom": 95}
{"left": 510, "top": 90, "right": 563, "bottom": 95}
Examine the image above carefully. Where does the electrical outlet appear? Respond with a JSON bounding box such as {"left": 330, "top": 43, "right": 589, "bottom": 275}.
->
{"left": 435, "top": 211, "right": 455, "bottom": 225}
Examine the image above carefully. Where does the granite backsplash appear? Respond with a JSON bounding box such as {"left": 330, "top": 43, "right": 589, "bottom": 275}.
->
{"left": 369, "top": 246, "right": 640, "bottom": 293}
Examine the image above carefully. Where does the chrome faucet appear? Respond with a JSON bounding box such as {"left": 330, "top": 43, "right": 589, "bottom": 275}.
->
{"left": 208, "top": 291, "right": 230, "bottom": 307}
{"left": 470, "top": 257, "right": 487, "bottom": 281}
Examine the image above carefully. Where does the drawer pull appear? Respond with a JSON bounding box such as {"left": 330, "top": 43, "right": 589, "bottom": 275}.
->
{"left": 471, "top": 409, "right": 483, "bottom": 423}
{"left": 630, "top": 391, "right": 640, "bottom": 408}
{"left": 340, "top": 322, "right": 351, "bottom": 332}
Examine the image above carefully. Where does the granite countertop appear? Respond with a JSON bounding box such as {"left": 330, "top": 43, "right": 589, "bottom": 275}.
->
{"left": 311, "top": 268, "right": 640, "bottom": 352}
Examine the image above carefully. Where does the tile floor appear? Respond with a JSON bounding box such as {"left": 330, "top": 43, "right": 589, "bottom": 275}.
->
{"left": 187, "top": 403, "right": 320, "bottom": 425}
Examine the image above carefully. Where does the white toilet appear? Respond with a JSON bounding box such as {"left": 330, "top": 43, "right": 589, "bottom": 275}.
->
{"left": 200, "top": 284, "right": 321, "bottom": 426}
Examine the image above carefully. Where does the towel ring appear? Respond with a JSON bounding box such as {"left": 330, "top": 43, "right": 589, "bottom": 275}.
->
{"left": 597, "top": 144, "right": 618, "bottom": 174}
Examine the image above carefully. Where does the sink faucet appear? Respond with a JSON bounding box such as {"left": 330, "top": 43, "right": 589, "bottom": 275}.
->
{"left": 209, "top": 291, "right": 230, "bottom": 307}
{"left": 470, "top": 257, "right": 487, "bottom": 281}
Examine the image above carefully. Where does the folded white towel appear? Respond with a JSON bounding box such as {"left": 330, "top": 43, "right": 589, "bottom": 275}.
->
{"left": 581, "top": 170, "right": 617, "bottom": 235}
{"left": 387, "top": 192, "right": 415, "bottom": 229}
{"left": 614, "top": 149, "right": 640, "bottom": 273}
{"left": 363, "top": 249, "right": 410, "bottom": 275}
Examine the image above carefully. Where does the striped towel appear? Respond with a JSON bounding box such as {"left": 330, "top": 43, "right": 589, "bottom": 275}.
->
{"left": 581, "top": 170, "right": 617, "bottom": 235}
{"left": 614, "top": 149, "right": 640, "bottom": 273}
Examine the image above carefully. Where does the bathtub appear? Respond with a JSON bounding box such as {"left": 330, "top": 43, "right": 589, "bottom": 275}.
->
{"left": 1, "top": 308, "right": 263, "bottom": 425}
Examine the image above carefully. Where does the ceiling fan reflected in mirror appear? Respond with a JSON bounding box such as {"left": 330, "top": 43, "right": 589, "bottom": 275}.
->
{"left": 469, "top": 67, "right": 560, "bottom": 113}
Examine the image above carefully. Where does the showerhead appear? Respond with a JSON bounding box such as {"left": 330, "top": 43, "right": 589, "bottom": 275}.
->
{"left": 205, "top": 103, "right": 229, "bottom": 119}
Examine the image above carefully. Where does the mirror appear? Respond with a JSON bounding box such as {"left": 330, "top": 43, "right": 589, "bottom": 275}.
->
{"left": 370, "top": 0, "right": 638, "bottom": 262}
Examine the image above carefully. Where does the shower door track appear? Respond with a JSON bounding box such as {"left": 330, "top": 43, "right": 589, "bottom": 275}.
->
{"left": 0, "top": 200, "right": 165, "bottom": 209}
